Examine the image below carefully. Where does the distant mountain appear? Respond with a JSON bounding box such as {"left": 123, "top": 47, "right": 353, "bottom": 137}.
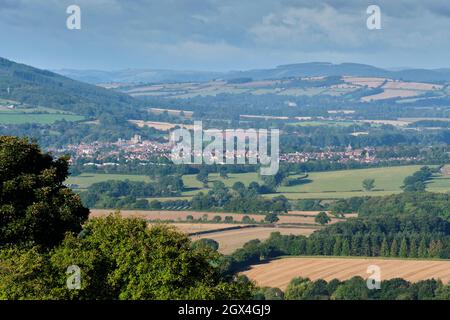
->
{"left": 55, "top": 62, "right": 450, "bottom": 84}
{"left": 0, "top": 57, "right": 142, "bottom": 117}
{"left": 228, "top": 62, "right": 388, "bottom": 80}
{"left": 229, "top": 62, "right": 450, "bottom": 83}
{"left": 55, "top": 68, "right": 223, "bottom": 84}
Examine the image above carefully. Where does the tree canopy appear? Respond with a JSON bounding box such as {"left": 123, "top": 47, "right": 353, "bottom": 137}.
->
{"left": 0, "top": 136, "right": 89, "bottom": 248}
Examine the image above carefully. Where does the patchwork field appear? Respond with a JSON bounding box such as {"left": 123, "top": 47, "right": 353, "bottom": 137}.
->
{"left": 342, "top": 77, "right": 444, "bottom": 102}
{"left": 242, "top": 257, "right": 450, "bottom": 289}
{"left": 120, "top": 75, "right": 447, "bottom": 103}
{"left": 119, "top": 77, "right": 362, "bottom": 99}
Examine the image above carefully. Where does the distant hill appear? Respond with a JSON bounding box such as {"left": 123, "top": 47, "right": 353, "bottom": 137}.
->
{"left": 55, "top": 62, "right": 450, "bottom": 84}
{"left": 0, "top": 57, "right": 143, "bottom": 117}
{"left": 55, "top": 68, "right": 223, "bottom": 84}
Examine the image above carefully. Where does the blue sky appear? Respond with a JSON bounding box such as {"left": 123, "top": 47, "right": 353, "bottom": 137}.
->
{"left": 1, "top": 0, "right": 450, "bottom": 71}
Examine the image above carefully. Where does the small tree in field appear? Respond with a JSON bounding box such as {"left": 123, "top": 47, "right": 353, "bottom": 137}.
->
{"left": 264, "top": 213, "right": 279, "bottom": 224}
{"left": 315, "top": 212, "right": 331, "bottom": 225}
{"left": 362, "top": 178, "right": 375, "bottom": 192}
{"left": 191, "top": 238, "right": 219, "bottom": 251}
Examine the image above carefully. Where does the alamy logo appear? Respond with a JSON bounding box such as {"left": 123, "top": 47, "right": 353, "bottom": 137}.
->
{"left": 367, "top": 265, "right": 381, "bottom": 290}
{"left": 66, "top": 5, "right": 81, "bottom": 30}
{"left": 366, "top": 5, "right": 381, "bottom": 30}
{"left": 170, "top": 121, "right": 279, "bottom": 175}
{"left": 66, "top": 265, "right": 81, "bottom": 290}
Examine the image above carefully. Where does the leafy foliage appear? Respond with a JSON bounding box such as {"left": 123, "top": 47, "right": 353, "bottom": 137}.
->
{"left": 0, "top": 136, "right": 89, "bottom": 247}
{"left": 0, "top": 214, "right": 255, "bottom": 300}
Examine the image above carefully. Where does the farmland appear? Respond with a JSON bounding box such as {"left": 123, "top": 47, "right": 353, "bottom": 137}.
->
{"left": 66, "top": 173, "right": 153, "bottom": 190}
{"left": 119, "top": 75, "right": 447, "bottom": 103}
{"left": 342, "top": 77, "right": 445, "bottom": 102}
{"left": 90, "top": 209, "right": 325, "bottom": 254}
{"left": 151, "top": 223, "right": 247, "bottom": 234}
{"left": 242, "top": 257, "right": 450, "bottom": 289}
{"left": 89, "top": 209, "right": 342, "bottom": 225}
{"left": 67, "top": 165, "right": 450, "bottom": 200}
{"left": 0, "top": 106, "right": 85, "bottom": 124}
{"left": 128, "top": 120, "right": 194, "bottom": 131}
{"left": 182, "top": 165, "right": 449, "bottom": 199}
{"left": 193, "top": 227, "right": 318, "bottom": 254}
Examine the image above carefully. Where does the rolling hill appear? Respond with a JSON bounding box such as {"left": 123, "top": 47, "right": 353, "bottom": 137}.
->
{"left": 55, "top": 62, "right": 450, "bottom": 84}
{"left": 0, "top": 57, "right": 143, "bottom": 117}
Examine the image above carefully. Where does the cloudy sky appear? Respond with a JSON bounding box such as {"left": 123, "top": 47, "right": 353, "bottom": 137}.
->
{"left": 1, "top": 0, "right": 450, "bottom": 71}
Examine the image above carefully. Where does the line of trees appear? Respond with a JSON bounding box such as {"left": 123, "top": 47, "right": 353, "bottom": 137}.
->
{"left": 328, "top": 191, "right": 450, "bottom": 219}
{"left": 402, "top": 166, "right": 435, "bottom": 192}
{"left": 255, "top": 276, "right": 450, "bottom": 300}
{"left": 80, "top": 176, "right": 184, "bottom": 208}
{"left": 190, "top": 181, "right": 291, "bottom": 214}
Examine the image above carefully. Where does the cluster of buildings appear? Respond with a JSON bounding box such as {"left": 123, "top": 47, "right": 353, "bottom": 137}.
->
{"left": 53, "top": 137, "right": 423, "bottom": 167}
{"left": 52, "top": 135, "right": 172, "bottom": 165}
{"left": 280, "top": 145, "right": 377, "bottom": 164}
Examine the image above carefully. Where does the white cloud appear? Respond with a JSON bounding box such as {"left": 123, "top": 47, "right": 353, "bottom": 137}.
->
{"left": 250, "top": 5, "right": 367, "bottom": 49}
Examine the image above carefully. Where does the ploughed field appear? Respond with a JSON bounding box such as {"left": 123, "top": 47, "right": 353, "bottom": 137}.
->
{"left": 242, "top": 257, "right": 450, "bottom": 289}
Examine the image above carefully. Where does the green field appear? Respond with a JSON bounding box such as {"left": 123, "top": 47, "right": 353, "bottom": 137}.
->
{"left": 275, "top": 165, "right": 424, "bottom": 199}
{"left": 0, "top": 113, "right": 85, "bottom": 124}
{"left": 427, "top": 175, "right": 450, "bottom": 193}
{"left": 183, "top": 166, "right": 436, "bottom": 199}
{"left": 181, "top": 172, "right": 261, "bottom": 195}
{"left": 65, "top": 165, "right": 450, "bottom": 200}
{"left": 0, "top": 106, "right": 84, "bottom": 124}
{"left": 66, "top": 173, "right": 153, "bottom": 190}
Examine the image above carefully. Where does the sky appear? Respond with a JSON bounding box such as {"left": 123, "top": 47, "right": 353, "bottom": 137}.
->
{"left": 1, "top": 0, "right": 450, "bottom": 71}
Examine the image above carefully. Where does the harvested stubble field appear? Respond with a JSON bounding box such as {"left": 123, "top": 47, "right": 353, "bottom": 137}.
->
{"left": 242, "top": 257, "right": 450, "bottom": 290}
{"left": 90, "top": 209, "right": 342, "bottom": 225}
{"left": 343, "top": 76, "right": 387, "bottom": 88}
{"left": 362, "top": 89, "right": 420, "bottom": 102}
{"left": 288, "top": 211, "right": 332, "bottom": 216}
{"left": 193, "top": 227, "right": 318, "bottom": 254}
{"left": 147, "top": 223, "right": 247, "bottom": 234}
